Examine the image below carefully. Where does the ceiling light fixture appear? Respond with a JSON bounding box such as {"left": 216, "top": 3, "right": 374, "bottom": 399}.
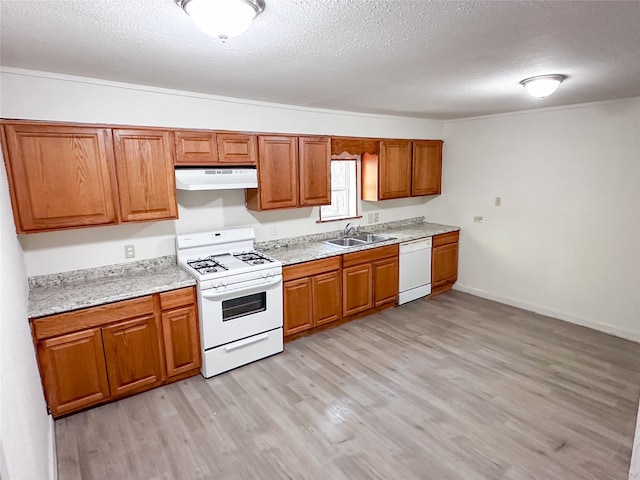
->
{"left": 175, "top": 0, "right": 265, "bottom": 42}
{"left": 520, "top": 74, "right": 567, "bottom": 99}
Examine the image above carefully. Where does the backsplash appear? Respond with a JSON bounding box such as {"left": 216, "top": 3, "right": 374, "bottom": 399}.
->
{"left": 255, "top": 217, "right": 425, "bottom": 251}
{"left": 28, "top": 255, "right": 177, "bottom": 288}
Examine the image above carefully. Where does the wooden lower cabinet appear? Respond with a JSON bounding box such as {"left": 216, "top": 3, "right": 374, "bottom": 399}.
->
{"left": 283, "top": 257, "right": 342, "bottom": 337}
{"left": 312, "top": 271, "right": 342, "bottom": 326}
{"left": 159, "top": 287, "right": 201, "bottom": 378}
{"left": 31, "top": 287, "right": 200, "bottom": 417}
{"left": 283, "top": 278, "right": 314, "bottom": 335}
{"left": 102, "top": 314, "right": 163, "bottom": 397}
{"left": 342, "top": 263, "right": 374, "bottom": 316}
{"left": 373, "top": 257, "right": 399, "bottom": 307}
{"left": 161, "top": 305, "right": 200, "bottom": 378}
{"left": 343, "top": 244, "right": 399, "bottom": 316}
{"left": 37, "top": 328, "right": 110, "bottom": 417}
{"left": 432, "top": 231, "right": 459, "bottom": 295}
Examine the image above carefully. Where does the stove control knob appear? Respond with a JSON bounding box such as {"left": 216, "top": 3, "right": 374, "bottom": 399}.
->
{"left": 261, "top": 272, "right": 267, "bottom": 278}
{"left": 212, "top": 281, "right": 220, "bottom": 288}
{"left": 221, "top": 279, "right": 227, "bottom": 287}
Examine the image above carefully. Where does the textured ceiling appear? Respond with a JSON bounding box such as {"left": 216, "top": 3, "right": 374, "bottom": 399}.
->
{"left": 1, "top": 0, "right": 639, "bottom": 119}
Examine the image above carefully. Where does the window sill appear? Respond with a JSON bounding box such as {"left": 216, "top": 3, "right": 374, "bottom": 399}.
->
{"left": 316, "top": 215, "right": 363, "bottom": 224}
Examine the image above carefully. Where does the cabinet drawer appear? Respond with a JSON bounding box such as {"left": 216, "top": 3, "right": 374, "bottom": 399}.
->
{"left": 433, "top": 231, "right": 459, "bottom": 247}
{"left": 159, "top": 287, "right": 196, "bottom": 311}
{"left": 174, "top": 131, "right": 218, "bottom": 165}
{"left": 32, "top": 296, "right": 155, "bottom": 340}
{"left": 342, "top": 244, "right": 398, "bottom": 268}
{"left": 283, "top": 256, "right": 341, "bottom": 281}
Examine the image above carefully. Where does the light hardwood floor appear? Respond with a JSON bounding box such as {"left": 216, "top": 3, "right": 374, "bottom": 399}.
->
{"left": 55, "top": 291, "right": 640, "bottom": 480}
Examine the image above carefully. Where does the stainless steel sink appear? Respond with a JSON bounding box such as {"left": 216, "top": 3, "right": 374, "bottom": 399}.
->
{"left": 325, "top": 237, "right": 367, "bottom": 248}
{"left": 352, "top": 233, "right": 394, "bottom": 243}
{"left": 325, "top": 232, "right": 395, "bottom": 248}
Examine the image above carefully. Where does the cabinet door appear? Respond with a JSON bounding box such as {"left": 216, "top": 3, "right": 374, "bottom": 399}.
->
{"left": 379, "top": 140, "right": 411, "bottom": 199}
{"left": 113, "top": 129, "right": 178, "bottom": 222}
{"left": 312, "top": 271, "right": 342, "bottom": 326}
{"left": 257, "top": 136, "right": 299, "bottom": 210}
{"left": 174, "top": 131, "right": 218, "bottom": 165}
{"left": 161, "top": 305, "right": 201, "bottom": 378}
{"left": 283, "top": 278, "right": 313, "bottom": 336}
{"left": 3, "top": 124, "right": 117, "bottom": 232}
{"left": 37, "top": 328, "right": 110, "bottom": 417}
{"left": 102, "top": 314, "right": 163, "bottom": 397}
{"left": 432, "top": 243, "right": 459, "bottom": 288}
{"left": 373, "top": 257, "right": 399, "bottom": 307}
{"left": 412, "top": 140, "right": 442, "bottom": 196}
{"left": 217, "top": 133, "right": 257, "bottom": 165}
{"left": 299, "top": 137, "right": 331, "bottom": 206}
{"left": 343, "top": 263, "right": 373, "bottom": 316}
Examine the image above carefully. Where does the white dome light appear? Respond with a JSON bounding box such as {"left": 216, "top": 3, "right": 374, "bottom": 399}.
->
{"left": 520, "top": 74, "right": 567, "bottom": 99}
{"left": 176, "top": 0, "right": 265, "bottom": 42}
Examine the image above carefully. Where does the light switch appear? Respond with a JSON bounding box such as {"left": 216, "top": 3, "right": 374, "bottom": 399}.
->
{"left": 473, "top": 216, "right": 483, "bottom": 223}
{"left": 495, "top": 197, "right": 502, "bottom": 207}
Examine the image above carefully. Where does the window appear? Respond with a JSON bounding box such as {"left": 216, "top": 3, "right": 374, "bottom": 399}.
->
{"left": 319, "top": 158, "right": 360, "bottom": 222}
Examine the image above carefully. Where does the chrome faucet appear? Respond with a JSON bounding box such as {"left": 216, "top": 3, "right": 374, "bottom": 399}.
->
{"left": 343, "top": 222, "right": 360, "bottom": 236}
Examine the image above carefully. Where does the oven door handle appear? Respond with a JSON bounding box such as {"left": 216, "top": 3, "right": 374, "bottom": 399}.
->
{"left": 224, "top": 333, "right": 269, "bottom": 352}
{"left": 201, "top": 277, "right": 282, "bottom": 301}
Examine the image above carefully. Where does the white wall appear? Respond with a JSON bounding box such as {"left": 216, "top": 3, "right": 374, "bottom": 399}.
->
{"left": 0, "top": 68, "right": 443, "bottom": 276}
{"left": 0, "top": 151, "right": 55, "bottom": 479}
{"left": 428, "top": 98, "right": 640, "bottom": 341}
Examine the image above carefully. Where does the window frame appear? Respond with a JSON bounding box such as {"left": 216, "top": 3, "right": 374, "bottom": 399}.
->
{"left": 318, "top": 154, "right": 362, "bottom": 223}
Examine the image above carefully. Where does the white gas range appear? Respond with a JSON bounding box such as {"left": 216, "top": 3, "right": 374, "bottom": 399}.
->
{"left": 176, "top": 227, "right": 283, "bottom": 378}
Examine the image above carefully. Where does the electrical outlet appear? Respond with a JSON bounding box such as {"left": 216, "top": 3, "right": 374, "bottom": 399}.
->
{"left": 473, "top": 216, "right": 483, "bottom": 223}
{"left": 373, "top": 212, "right": 379, "bottom": 223}
{"left": 367, "top": 213, "right": 374, "bottom": 224}
{"left": 270, "top": 227, "right": 278, "bottom": 237}
{"left": 495, "top": 197, "right": 502, "bottom": 207}
{"left": 124, "top": 244, "right": 135, "bottom": 259}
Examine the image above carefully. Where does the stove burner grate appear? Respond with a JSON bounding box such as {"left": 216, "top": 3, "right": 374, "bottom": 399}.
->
{"left": 186, "top": 256, "right": 229, "bottom": 275}
{"left": 233, "top": 251, "right": 275, "bottom": 266}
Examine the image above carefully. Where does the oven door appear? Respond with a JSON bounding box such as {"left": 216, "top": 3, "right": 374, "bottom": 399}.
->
{"left": 198, "top": 275, "right": 283, "bottom": 349}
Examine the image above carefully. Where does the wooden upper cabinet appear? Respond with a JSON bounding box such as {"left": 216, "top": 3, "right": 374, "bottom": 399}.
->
{"left": 247, "top": 135, "right": 298, "bottom": 210}
{"left": 331, "top": 137, "right": 379, "bottom": 156}
{"left": 362, "top": 140, "right": 412, "bottom": 201}
{"left": 299, "top": 137, "right": 331, "bottom": 207}
{"left": 113, "top": 129, "right": 178, "bottom": 223}
{"left": 2, "top": 124, "right": 117, "bottom": 232}
{"left": 412, "top": 140, "right": 443, "bottom": 196}
{"left": 216, "top": 133, "right": 257, "bottom": 165}
{"left": 174, "top": 131, "right": 218, "bottom": 165}
{"left": 379, "top": 140, "right": 412, "bottom": 199}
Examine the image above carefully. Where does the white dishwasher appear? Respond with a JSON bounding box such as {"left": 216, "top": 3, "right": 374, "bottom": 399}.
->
{"left": 398, "top": 237, "right": 432, "bottom": 305}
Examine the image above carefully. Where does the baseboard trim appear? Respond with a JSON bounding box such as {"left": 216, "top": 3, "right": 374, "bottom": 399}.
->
{"left": 453, "top": 284, "right": 640, "bottom": 343}
{"left": 49, "top": 415, "right": 57, "bottom": 480}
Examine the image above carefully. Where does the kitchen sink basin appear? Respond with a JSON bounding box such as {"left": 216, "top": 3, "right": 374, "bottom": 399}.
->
{"left": 352, "top": 233, "right": 394, "bottom": 243}
{"left": 325, "top": 237, "right": 367, "bottom": 248}
{"left": 325, "top": 233, "right": 395, "bottom": 248}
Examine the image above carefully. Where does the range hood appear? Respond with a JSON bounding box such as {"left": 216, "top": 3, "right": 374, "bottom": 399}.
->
{"left": 175, "top": 168, "right": 258, "bottom": 191}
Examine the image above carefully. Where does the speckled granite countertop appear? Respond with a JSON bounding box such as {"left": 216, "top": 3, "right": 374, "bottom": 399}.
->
{"left": 255, "top": 217, "right": 459, "bottom": 266}
{"left": 28, "top": 256, "right": 196, "bottom": 318}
